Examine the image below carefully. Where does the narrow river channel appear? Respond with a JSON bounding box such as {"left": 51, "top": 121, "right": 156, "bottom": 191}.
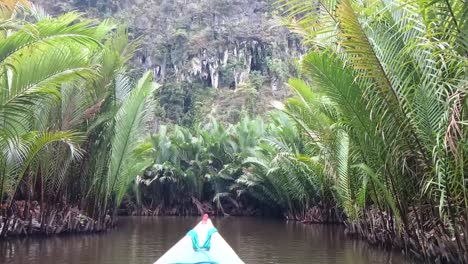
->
{"left": 0, "top": 217, "right": 415, "bottom": 264}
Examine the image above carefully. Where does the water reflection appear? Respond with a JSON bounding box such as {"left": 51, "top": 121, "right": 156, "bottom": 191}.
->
{"left": 0, "top": 217, "right": 414, "bottom": 264}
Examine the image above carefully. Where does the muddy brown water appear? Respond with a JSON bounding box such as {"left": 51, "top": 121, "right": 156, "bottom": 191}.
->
{"left": 0, "top": 217, "right": 415, "bottom": 264}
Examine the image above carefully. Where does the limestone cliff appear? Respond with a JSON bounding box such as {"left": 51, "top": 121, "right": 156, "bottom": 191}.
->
{"left": 34, "top": 0, "right": 302, "bottom": 89}
{"left": 33, "top": 0, "right": 303, "bottom": 125}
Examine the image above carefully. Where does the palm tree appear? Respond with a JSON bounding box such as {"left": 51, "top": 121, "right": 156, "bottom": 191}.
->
{"left": 279, "top": 0, "right": 467, "bottom": 261}
{"left": 0, "top": 4, "right": 106, "bottom": 207}
{"left": 236, "top": 112, "right": 327, "bottom": 218}
{"left": 77, "top": 28, "right": 155, "bottom": 221}
{"left": 0, "top": 3, "right": 156, "bottom": 234}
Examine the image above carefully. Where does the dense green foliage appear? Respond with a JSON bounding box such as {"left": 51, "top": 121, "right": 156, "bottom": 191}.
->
{"left": 133, "top": 114, "right": 326, "bottom": 216}
{"left": 132, "top": 0, "right": 467, "bottom": 261}
{"left": 280, "top": 0, "right": 466, "bottom": 260}
{"left": 279, "top": 0, "right": 467, "bottom": 226}
{"left": 0, "top": 2, "right": 155, "bottom": 222}
{"left": 1, "top": 0, "right": 466, "bottom": 261}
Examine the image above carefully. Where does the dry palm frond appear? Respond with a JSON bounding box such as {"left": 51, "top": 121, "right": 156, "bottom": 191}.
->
{"left": 0, "top": 0, "right": 29, "bottom": 11}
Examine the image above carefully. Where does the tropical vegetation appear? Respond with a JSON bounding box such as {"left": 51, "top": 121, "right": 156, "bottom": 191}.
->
{"left": 134, "top": 0, "right": 467, "bottom": 261}
{"left": 132, "top": 114, "right": 332, "bottom": 220}
{"left": 0, "top": 1, "right": 155, "bottom": 235}
{"left": 0, "top": 0, "right": 466, "bottom": 262}
{"left": 275, "top": 0, "right": 467, "bottom": 261}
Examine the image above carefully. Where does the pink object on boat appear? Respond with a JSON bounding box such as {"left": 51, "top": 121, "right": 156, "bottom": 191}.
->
{"left": 202, "top": 214, "right": 209, "bottom": 224}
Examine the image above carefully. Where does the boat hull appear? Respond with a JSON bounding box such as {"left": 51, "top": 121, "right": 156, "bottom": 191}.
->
{"left": 154, "top": 219, "right": 245, "bottom": 264}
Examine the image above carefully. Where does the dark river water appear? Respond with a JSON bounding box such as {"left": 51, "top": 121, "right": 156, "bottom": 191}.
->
{"left": 0, "top": 217, "right": 415, "bottom": 264}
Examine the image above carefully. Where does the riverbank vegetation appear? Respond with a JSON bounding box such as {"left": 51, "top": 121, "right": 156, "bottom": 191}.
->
{"left": 132, "top": 0, "right": 467, "bottom": 261}
{"left": 130, "top": 114, "right": 340, "bottom": 221}
{"left": 0, "top": 0, "right": 466, "bottom": 262}
{"left": 275, "top": 0, "right": 467, "bottom": 262}
{"left": 0, "top": 1, "right": 155, "bottom": 236}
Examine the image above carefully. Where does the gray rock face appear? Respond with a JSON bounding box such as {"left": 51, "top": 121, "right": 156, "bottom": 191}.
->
{"left": 33, "top": 0, "right": 303, "bottom": 89}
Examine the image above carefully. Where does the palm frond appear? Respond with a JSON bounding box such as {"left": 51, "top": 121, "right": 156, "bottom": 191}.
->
{"left": 3, "top": 131, "right": 84, "bottom": 201}
{"left": 0, "top": 12, "right": 101, "bottom": 64}
{"left": 108, "top": 71, "right": 156, "bottom": 206}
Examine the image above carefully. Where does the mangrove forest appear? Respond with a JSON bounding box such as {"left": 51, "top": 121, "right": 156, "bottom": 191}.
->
{"left": 0, "top": 0, "right": 467, "bottom": 263}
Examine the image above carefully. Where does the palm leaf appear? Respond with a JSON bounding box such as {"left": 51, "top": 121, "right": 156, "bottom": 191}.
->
{"left": 108, "top": 71, "right": 157, "bottom": 206}
{"left": 0, "top": 12, "right": 102, "bottom": 64}
{"left": 4, "top": 131, "right": 84, "bottom": 202}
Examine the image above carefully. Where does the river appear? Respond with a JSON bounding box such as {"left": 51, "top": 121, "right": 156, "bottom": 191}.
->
{"left": 0, "top": 217, "right": 414, "bottom": 264}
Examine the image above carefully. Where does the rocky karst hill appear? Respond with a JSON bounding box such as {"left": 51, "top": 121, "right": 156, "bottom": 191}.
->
{"left": 34, "top": 0, "right": 303, "bottom": 124}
